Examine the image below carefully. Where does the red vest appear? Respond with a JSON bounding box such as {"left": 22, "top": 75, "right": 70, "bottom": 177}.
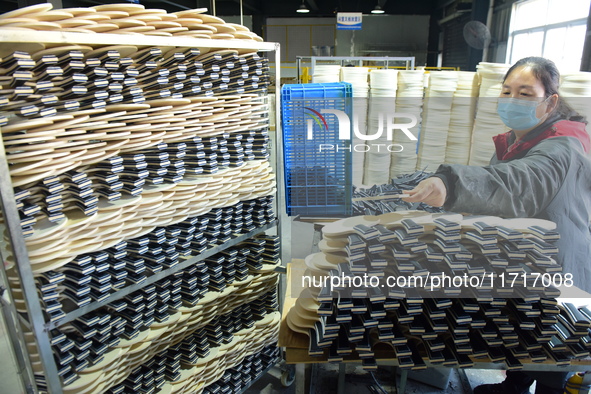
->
{"left": 493, "top": 120, "right": 591, "bottom": 161}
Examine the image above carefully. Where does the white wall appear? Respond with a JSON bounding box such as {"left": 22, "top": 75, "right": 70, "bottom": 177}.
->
{"left": 265, "top": 17, "right": 336, "bottom": 63}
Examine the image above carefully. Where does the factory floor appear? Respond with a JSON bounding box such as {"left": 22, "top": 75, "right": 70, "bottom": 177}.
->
{"left": 0, "top": 310, "right": 26, "bottom": 394}
{"left": 243, "top": 358, "right": 534, "bottom": 394}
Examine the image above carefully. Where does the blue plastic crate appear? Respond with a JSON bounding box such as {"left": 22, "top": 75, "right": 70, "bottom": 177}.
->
{"left": 281, "top": 82, "right": 353, "bottom": 217}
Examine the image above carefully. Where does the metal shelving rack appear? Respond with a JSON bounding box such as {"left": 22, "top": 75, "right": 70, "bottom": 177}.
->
{"left": 0, "top": 29, "right": 284, "bottom": 394}
{"left": 295, "top": 55, "right": 416, "bottom": 83}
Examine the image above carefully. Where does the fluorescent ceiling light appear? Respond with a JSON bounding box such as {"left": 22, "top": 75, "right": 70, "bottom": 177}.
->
{"left": 297, "top": 3, "right": 310, "bottom": 13}
{"left": 371, "top": 5, "right": 385, "bottom": 13}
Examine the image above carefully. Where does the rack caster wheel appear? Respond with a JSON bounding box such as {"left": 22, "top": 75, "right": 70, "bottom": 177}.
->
{"left": 280, "top": 365, "right": 295, "bottom": 387}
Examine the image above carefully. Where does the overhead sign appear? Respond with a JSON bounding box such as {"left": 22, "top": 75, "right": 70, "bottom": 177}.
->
{"left": 336, "top": 12, "right": 362, "bottom": 30}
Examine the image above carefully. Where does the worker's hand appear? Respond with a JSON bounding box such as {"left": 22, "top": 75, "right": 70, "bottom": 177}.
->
{"left": 403, "top": 177, "right": 447, "bottom": 207}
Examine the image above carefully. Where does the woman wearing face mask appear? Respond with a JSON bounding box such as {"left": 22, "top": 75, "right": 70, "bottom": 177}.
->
{"left": 404, "top": 57, "right": 591, "bottom": 394}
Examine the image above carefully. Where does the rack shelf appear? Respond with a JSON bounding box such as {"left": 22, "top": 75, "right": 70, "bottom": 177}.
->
{"left": 0, "top": 30, "right": 278, "bottom": 51}
{"left": 0, "top": 292, "right": 32, "bottom": 331}
{"left": 0, "top": 26, "right": 283, "bottom": 394}
{"left": 45, "top": 220, "right": 277, "bottom": 330}
{"left": 239, "top": 359, "right": 277, "bottom": 393}
{"left": 295, "top": 55, "right": 415, "bottom": 83}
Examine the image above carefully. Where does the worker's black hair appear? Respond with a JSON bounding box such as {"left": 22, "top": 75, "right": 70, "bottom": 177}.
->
{"left": 504, "top": 56, "right": 587, "bottom": 124}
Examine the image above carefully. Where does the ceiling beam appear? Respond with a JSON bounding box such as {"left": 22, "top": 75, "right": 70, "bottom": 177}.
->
{"left": 18, "top": 0, "right": 63, "bottom": 7}
{"left": 307, "top": 0, "right": 320, "bottom": 12}
{"left": 157, "top": 0, "right": 192, "bottom": 10}
{"left": 230, "top": 0, "right": 262, "bottom": 14}
{"left": 437, "top": 0, "right": 458, "bottom": 9}
{"left": 72, "top": 0, "right": 108, "bottom": 6}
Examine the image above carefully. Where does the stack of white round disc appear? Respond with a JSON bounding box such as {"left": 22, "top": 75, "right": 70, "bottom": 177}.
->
{"left": 416, "top": 71, "right": 458, "bottom": 171}
{"left": 369, "top": 69, "right": 399, "bottom": 97}
{"left": 340, "top": 67, "right": 370, "bottom": 187}
{"left": 351, "top": 96, "right": 369, "bottom": 187}
{"left": 364, "top": 98, "right": 395, "bottom": 186}
{"left": 361, "top": 70, "right": 399, "bottom": 186}
{"left": 469, "top": 62, "right": 511, "bottom": 166}
{"left": 560, "top": 71, "right": 591, "bottom": 137}
{"left": 423, "top": 72, "right": 431, "bottom": 91}
{"left": 390, "top": 70, "right": 424, "bottom": 177}
{"left": 397, "top": 70, "right": 425, "bottom": 97}
{"left": 0, "top": 3, "right": 264, "bottom": 42}
{"left": 445, "top": 71, "right": 479, "bottom": 164}
{"left": 560, "top": 72, "right": 591, "bottom": 96}
{"left": 312, "top": 65, "right": 341, "bottom": 83}
{"left": 340, "top": 67, "right": 369, "bottom": 97}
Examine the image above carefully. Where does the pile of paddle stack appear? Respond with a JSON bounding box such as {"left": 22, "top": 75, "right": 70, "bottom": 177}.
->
{"left": 285, "top": 211, "right": 591, "bottom": 371}
{"left": 352, "top": 171, "right": 446, "bottom": 216}
{"left": 0, "top": 3, "right": 263, "bottom": 40}
{"left": 467, "top": 62, "right": 511, "bottom": 166}
{"left": 201, "top": 345, "right": 281, "bottom": 394}
{"left": 0, "top": 4, "right": 280, "bottom": 394}
{"left": 415, "top": 71, "right": 458, "bottom": 171}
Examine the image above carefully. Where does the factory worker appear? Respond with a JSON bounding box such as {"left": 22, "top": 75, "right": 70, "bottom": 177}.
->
{"left": 404, "top": 56, "right": 591, "bottom": 394}
{"left": 406, "top": 56, "right": 591, "bottom": 293}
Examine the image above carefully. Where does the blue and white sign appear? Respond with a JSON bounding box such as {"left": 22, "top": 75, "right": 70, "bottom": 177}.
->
{"left": 336, "top": 12, "right": 362, "bottom": 30}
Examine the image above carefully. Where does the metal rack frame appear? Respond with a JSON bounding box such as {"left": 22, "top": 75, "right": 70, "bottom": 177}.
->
{"left": 295, "top": 55, "right": 416, "bottom": 83}
{"left": 0, "top": 30, "right": 284, "bottom": 394}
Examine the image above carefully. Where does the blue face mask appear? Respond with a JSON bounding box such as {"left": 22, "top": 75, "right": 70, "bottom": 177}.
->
{"left": 497, "top": 97, "right": 548, "bottom": 130}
